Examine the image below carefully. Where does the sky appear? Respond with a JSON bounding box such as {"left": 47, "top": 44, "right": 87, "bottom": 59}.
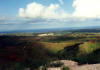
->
{"left": 0, "top": 0, "right": 100, "bottom": 31}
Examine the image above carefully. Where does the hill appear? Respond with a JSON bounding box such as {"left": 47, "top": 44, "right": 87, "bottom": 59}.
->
{"left": 0, "top": 33, "right": 100, "bottom": 70}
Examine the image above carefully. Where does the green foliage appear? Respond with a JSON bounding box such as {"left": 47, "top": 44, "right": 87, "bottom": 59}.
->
{"left": 79, "top": 42, "right": 100, "bottom": 54}
{"left": 1, "top": 33, "right": 100, "bottom": 70}
{"left": 62, "top": 66, "right": 69, "bottom": 70}
{"left": 4, "top": 62, "right": 24, "bottom": 70}
{"left": 42, "top": 41, "right": 76, "bottom": 54}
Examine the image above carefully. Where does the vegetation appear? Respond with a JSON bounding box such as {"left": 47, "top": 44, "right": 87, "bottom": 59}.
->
{"left": 41, "top": 66, "right": 47, "bottom": 70}
{"left": 62, "top": 66, "right": 69, "bottom": 70}
{"left": 0, "top": 32, "right": 100, "bottom": 69}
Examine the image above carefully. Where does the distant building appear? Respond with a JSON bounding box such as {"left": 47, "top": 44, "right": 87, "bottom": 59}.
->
{"left": 38, "top": 33, "right": 54, "bottom": 36}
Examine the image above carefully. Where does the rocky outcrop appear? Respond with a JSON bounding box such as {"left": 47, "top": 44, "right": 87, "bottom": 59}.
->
{"left": 71, "top": 64, "right": 100, "bottom": 70}
{"left": 51, "top": 60, "right": 78, "bottom": 67}
{"left": 38, "top": 60, "right": 100, "bottom": 70}
{"left": 48, "top": 67, "right": 61, "bottom": 70}
{"left": 38, "top": 60, "right": 78, "bottom": 70}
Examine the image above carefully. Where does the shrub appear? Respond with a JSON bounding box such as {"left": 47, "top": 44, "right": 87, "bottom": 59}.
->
{"left": 42, "top": 66, "right": 47, "bottom": 70}
{"left": 49, "top": 61, "right": 63, "bottom": 67}
{"left": 79, "top": 42, "right": 100, "bottom": 54}
{"left": 62, "top": 66, "right": 69, "bottom": 70}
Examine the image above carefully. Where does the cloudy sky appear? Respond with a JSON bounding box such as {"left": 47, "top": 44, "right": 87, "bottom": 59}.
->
{"left": 0, "top": 0, "right": 100, "bottom": 31}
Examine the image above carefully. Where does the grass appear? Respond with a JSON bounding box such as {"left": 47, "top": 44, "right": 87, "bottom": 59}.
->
{"left": 41, "top": 41, "right": 76, "bottom": 54}
{"left": 79, "top": 42, "right": 100, "bottom": 54}
{"left": 1, "top": 34, "right": 100, "bottom": 69}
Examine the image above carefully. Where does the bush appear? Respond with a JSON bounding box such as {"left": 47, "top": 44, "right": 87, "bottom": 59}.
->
{"left": 62, "top": 66, "right": 69, "bottom": 70}
{"left": 79, "top": 42, "right": 100, "bottom": 54}
{"left": 49, "top": 62, "right": 63, "bottom": 67}
{"left": 42, "top": 66, "right": 47, "bottom": 70}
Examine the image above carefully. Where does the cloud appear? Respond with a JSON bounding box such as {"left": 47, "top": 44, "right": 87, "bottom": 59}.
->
{"left": 59, "top": 0, "right": 64, "bottom": 5}
{"left": 0, "top": 16, "right": 8, "bottom": 24}
{"left": 18, "top": 0, "right": 100, "bottom": 22}
{"left": 18, "top": 2, "right": 69, "bottom": 19}
{"left": 72, "top": 0, "right": 100, "bottom": 18}
{"left": 0, "top": 16, "right": 8, "bottom": 21}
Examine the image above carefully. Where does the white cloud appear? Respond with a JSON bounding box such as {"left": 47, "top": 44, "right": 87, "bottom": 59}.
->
{"left": 18, "top": 0, "right": 100, "bottom": 21}
{"left": 59, "top": 0, "right": 64, "bottom": 5}
{"left": 72, "top": 0, "right": 100, "bottom": 18}
{"left": 18, "top": 2, "right": 69, "bottom": 19}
